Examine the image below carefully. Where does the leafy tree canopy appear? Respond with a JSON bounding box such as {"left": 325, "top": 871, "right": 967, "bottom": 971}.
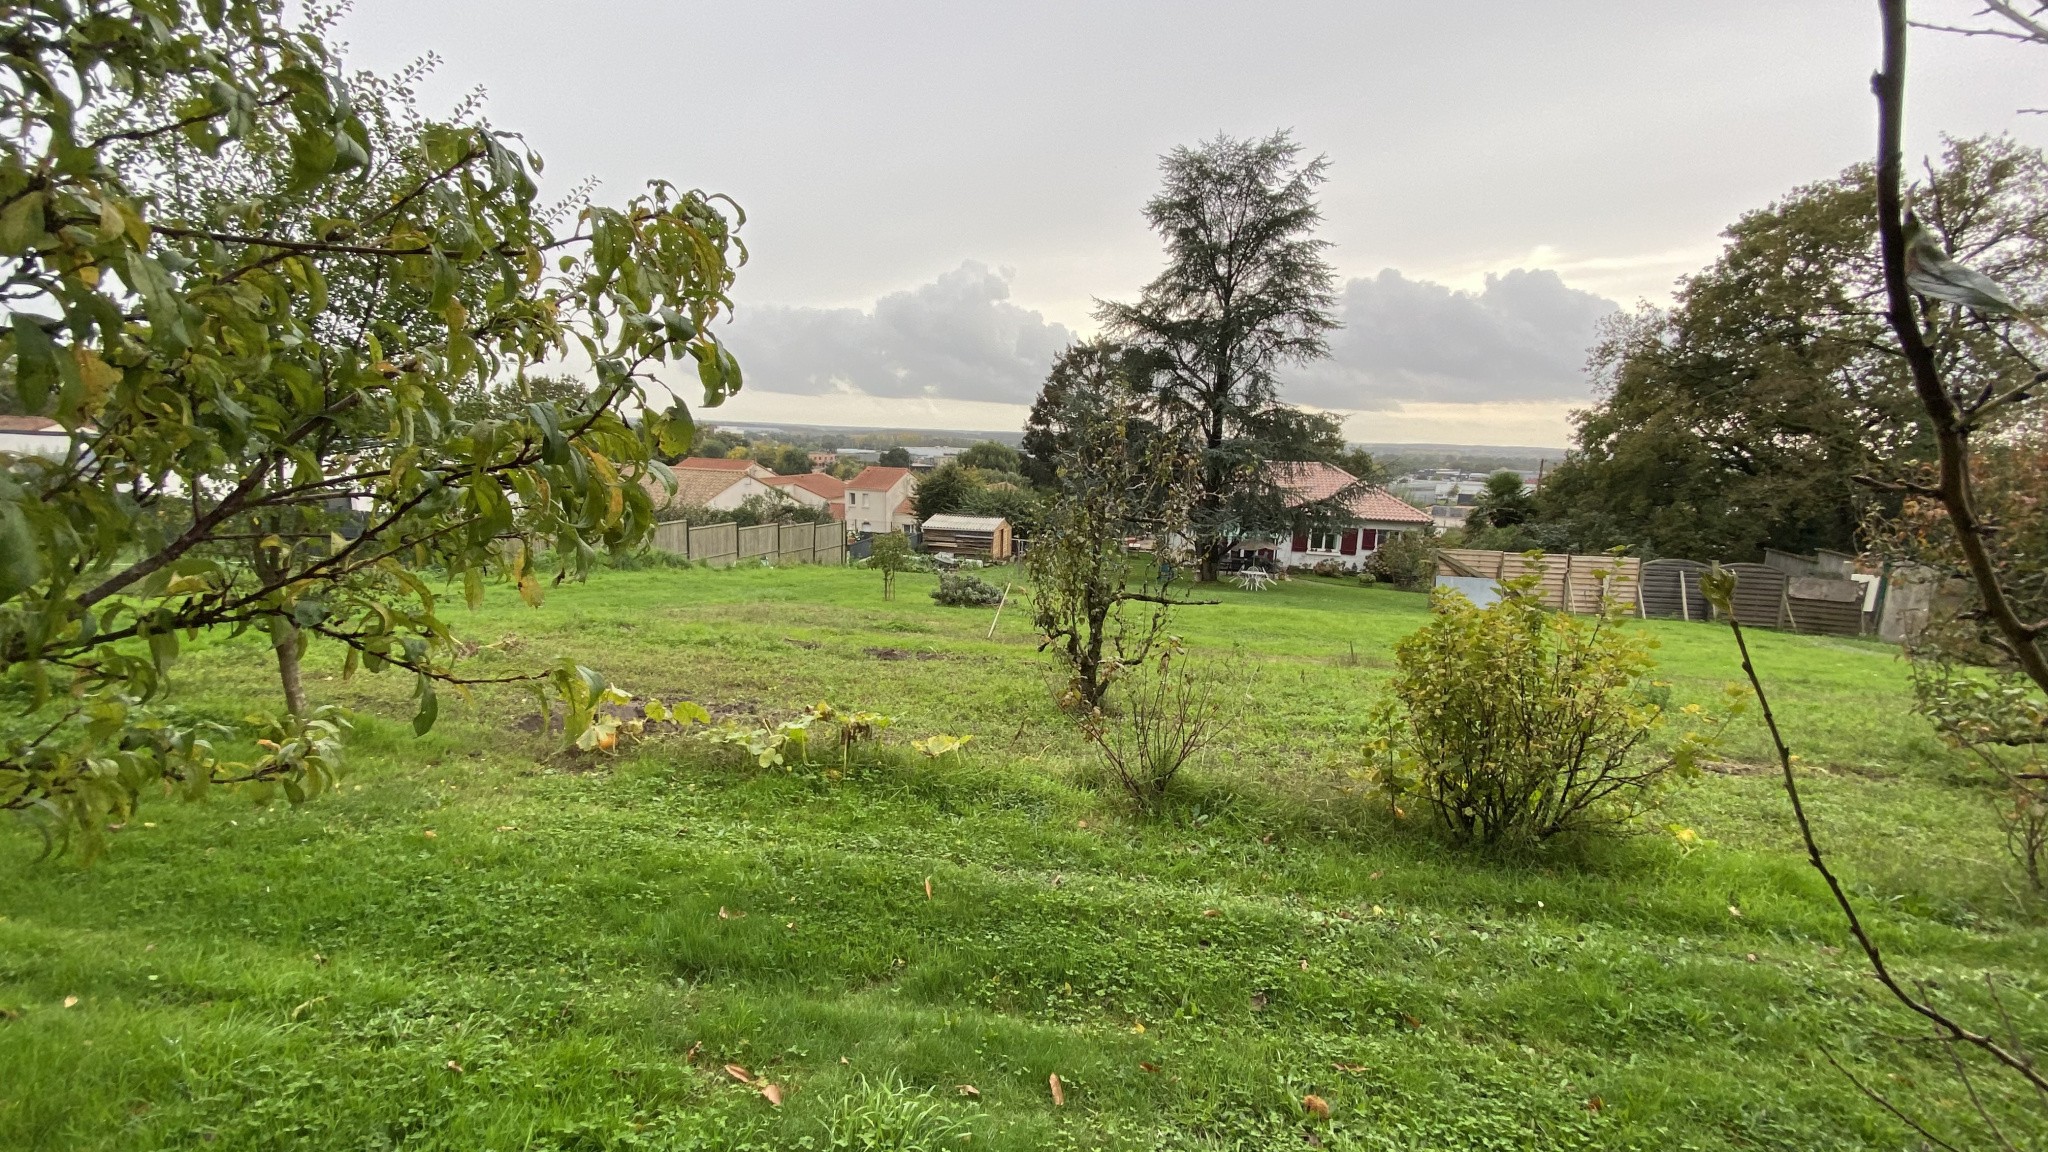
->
{"left": 1539, "top": 136, "right": 2044, "bottom": 560}
{"left": 878, "top": 446, "right": 910, "bottom": 467}
{"left": 0, "top": 1, "right": 745, "bottom": 849}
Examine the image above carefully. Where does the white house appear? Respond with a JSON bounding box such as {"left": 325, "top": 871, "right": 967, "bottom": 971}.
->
{"left": 1232, "top": 461, "right": 1431, "bottom": 572}
{"left": 843, "top": 465, "right": 919, "bottom": 533}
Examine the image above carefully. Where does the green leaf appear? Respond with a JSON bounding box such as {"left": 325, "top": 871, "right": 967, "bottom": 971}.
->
{"left": 0, "top": 191, "right": 46, "bottom": 256}
{"left": 0, "top": 497, "right": 44, "bottom": 604}
{"left": 9, "top": 314, "right": 57, "bottom": 414}
{"left": 413, "top": 678, "right": 439, "bottom": 735}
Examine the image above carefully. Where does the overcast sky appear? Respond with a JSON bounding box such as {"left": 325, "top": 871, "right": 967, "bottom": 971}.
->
{"left": 336, "top": 1, "right": 2048, "bottom": 447}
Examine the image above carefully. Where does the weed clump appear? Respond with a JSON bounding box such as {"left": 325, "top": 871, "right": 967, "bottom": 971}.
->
{"left": 930, "top": 571, "right": 1004, "bottom": 607}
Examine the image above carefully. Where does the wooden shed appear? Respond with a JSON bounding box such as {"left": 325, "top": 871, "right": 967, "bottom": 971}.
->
{"left": 920, "top": 514, "right": 1013, "bottom": 560}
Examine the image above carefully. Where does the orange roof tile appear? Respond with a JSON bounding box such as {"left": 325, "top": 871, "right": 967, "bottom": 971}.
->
{"left": 847, "top": 465, "right": 915, "bottom": 491}
{"left": 764, "top": 472, "right": 846, "bottom": 500}
{"left": 640, "top": 468, "right": 750, "bottom": 512}
{"left": 1272, "top": 461, "right": 1432, "bottom": 525}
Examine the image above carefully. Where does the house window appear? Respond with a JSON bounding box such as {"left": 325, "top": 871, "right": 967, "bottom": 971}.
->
{"left": 1308, "top": 531, "right": 1340, "bottom": 553}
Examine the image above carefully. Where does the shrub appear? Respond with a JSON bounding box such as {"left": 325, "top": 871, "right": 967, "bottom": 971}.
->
{"left": 931, "top": 572, "right": 1005, "bottom": 607}
{"left": 1363, "top": 570, "right": 1723, "bottom": 845}
{"left": 1365, "top": 528, "right": 1438, "bottom": 591}
{"left": 1082, "top": 641, "right": 1243, "bottom": 810}
{"left": 867, "top": 533, "right": 915, "bottom": 600}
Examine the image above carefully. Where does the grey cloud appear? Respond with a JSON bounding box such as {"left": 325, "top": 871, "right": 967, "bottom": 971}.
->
{"left": 1286, "top": 268, "right": 1618, "bottom": 409}
{"left": 724, "top": 261, "right": 1075, "bottom": 404}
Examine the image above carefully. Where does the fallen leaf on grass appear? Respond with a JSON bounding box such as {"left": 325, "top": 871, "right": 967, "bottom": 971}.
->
{"left": 1251, "top": 992, "right": 1270, "bottom": 1011}
{"left": 1139, "top": 1061, "right": 1160, "bottom": 1074}
{"left": 723, "top": 1064, "right": 752, "bottom": 1084}
{"left": 956, "top": 1084, "right": 980, "bottom": 1097}
{"left": 718, "top": 907, "right": 745, "bottom": 920}
{"left": 494, "top": 825, "right": 516, "bottom": 832}
{"left": 1303, "top": 1094, "right": 1331, "bottom": 1119}
{"left": 422, "top": 830, "right": 437, "bottom": 839}
{"left": 1399, "top": 1013, "right": 1422, "bottom": 1030}
{"left": 1369, "top": 870, "right": 1383, "bottom": 880}
{"left": 1745, "top": 952, "right": 1758, "bottom": 963}
{"left": 684, "top": 1042, "right": 701, "bottom": 1061}
{"left": 924, "top": 876, "right": 932, "bottom": 901}
{"left": 1048, "top": 1073, "right": 1065, "bottom": 1106}
{"left": 1300, "top": 959, "right": 1310, "bottom": 971}
{"left": 759, "top": 1083, "right": 782, "bottom": 1106}
{"left": 1131, "top": 1020, "right": 1145, "bottom": 1034}
{"left": 62, "top": 996, "right": 78, "bottom": 1009}
{"left": 1332, "top": 1062, "right": 1368, "bottom": 1073}
{"left": 1727, "top": 905, "right": 1742, "bottom": 918}
{"left": 1202, "top": 908, "right": 1220, "bottom": 918}
{"left": 1585, "top": 1095, "right": 1605, "bottom": 1113}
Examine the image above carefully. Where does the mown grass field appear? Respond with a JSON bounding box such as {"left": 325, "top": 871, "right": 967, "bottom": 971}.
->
{"left": 2, "top": 562, "right": 2042, "bottom": 1150}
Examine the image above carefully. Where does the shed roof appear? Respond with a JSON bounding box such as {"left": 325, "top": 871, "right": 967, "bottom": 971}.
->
{"left": 921, "top": 514, "right": 1008, "bottom": 532}
{"left": 0, "top": 415, "right": 62, "bottom": 433}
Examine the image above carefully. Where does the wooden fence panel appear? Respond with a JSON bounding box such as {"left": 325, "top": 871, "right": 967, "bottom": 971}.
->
{"left": 738, "top": 522, "right": 778, "bottom": 562}
{"left": 815, "top": 528, "right": 845, "bottom": 566}
{"left": 651, "top": 520, "right": 690, "bottom": 555}
{"left": 1723, "top": 563, "right": 1787, "bottom": 629}
{"left": 1565, "top": 555, "right": 1640, "bottom": 615}
{"left": 689, "top": 521, "right": 738, "bottom": 568}
{"left": 778, "top": 521, "right": 815, "bottom": 565}
{"left": 1437, "top": 548, "right": 1503, "bottom": 578}
{"left": 1640, "top": 559, "right": 1710, "bottom": 621}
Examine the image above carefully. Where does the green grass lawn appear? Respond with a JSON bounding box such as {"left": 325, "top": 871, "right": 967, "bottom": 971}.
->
{"left": 2, "top": 563, "right": 2042, "bottom": 1150}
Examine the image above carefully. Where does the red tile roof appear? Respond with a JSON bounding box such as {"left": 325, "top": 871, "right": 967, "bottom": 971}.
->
{"left": 764, "top": 472, "right": 846, "bottom": 500}
{"left": 894, "top": 497, "right": 913, "bottom": 517}
{"left": 1272, "top": 461, "right": 1432, "bottom": 525}
{"left": 675, "top": 456, "right": 763, "bottom": 471}
{"left": 639, "top": 468, "right": 752, "bottom": 511}
{"left": 846, "top": 466, "right": 915, "bottom": 491}
{"left": 0, "top": 415, "right": 61, "bottom": 433}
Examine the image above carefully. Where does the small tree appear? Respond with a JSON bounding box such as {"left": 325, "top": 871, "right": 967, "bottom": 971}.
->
{"left": 1027, "top": 343, "right": 1205, "bottom": 710}
{"left": 0, "top": 4, "right": 743, "bottom": 848}
{"left": 912, "top": 460, "right": 974, "bottom": 520}
{"left": 869, "top": 533, "right": 914, "bottom": 600}
{"left": 878, "top": 446, "right": 911, "bottom": 467}
{"left": 1471, "top": 472, "right": 1535, "bottom": 529}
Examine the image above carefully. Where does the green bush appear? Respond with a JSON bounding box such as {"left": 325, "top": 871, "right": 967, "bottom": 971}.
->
{"left": 1364, "top": 570, "right": 1724, "bottom": 845}
{"left": 930, "top": 571, "right": 1005, "bottom": 607}
{"left": 1365, "top": 528, "right": 1439, "bottom": 591}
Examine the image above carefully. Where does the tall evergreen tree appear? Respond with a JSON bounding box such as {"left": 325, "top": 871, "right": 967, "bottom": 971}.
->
{"left": 1098, "top": 132, "right": 1340, "bottom": 580}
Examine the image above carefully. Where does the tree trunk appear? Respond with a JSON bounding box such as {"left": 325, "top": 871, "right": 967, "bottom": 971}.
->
{"left": 273, "top": 626, "right": 308, "bottom": 717}
{"left": 252, "top": 541, "right": 307, "bottom": 716}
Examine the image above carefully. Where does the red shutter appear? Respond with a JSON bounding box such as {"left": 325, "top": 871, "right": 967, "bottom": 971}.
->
{"left": 1339, "top": 529, "right": 1358, "bottom": 555}
{"left": 1291, "top": 530, "right": 1309, "bottom": 552}
{"left": 1360, "top": 529, "right": 1379, "bottom": 552}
